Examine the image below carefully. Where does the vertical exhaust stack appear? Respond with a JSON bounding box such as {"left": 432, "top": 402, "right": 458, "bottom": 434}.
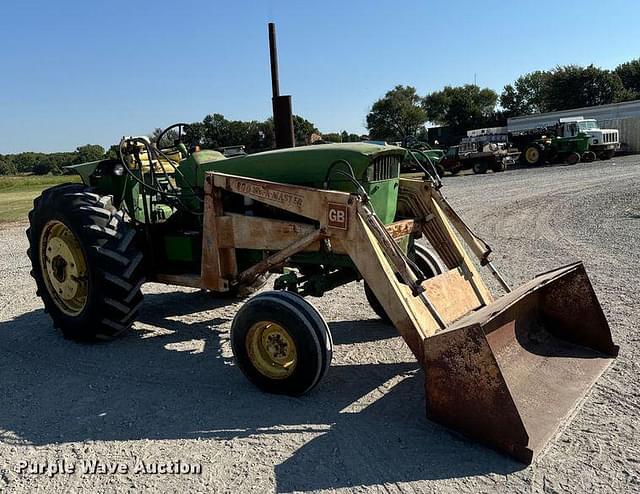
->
{"left": 268, "top": 22, "right": 295, "bottom": 149}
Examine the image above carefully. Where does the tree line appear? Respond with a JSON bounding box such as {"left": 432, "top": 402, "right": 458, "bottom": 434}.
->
{"left": 366, "top": 58, "right": 640, "bottom": 143}
{"left": 174, "top": 113, "right": 359, "bottom": 150}
{"left": 0, "top": 113, "right": 360, "bottom": 176}
{"left": 0, "top": 145, "right": 108, "bottom": 176}
{"left": 2, "top": 58, "right": 638, "bottom": 175}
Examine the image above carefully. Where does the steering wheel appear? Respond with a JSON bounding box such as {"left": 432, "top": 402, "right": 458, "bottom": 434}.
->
{"left": 156, "top": 123, "right": 190, "bottom": 151}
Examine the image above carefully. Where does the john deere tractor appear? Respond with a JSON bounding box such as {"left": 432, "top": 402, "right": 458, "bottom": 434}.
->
{"left": 521, "top": 128, "right": 591, "bottom": 166}
{"left": 27, "top": 124, "right": 618, "bottom": 463}
{"left": 26, "top": 25, "right": 618, "bottom": 463}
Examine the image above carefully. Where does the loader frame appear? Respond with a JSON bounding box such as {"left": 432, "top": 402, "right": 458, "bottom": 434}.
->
{"left": 156, "top": 171, "right": 617, "bottom": 463}
{"left": 193, "top": 172, "right": 493, "bottom": 356}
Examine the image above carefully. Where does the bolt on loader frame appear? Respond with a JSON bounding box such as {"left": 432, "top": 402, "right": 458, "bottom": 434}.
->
{"left": 179, "top": 170, "right": 617, "bottom": 463}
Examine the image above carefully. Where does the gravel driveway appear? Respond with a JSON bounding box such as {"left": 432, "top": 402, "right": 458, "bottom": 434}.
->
{"left": 0, "top": 156, "right": 638, "bottom": 493}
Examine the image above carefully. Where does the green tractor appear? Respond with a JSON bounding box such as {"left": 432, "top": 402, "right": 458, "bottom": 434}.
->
{"left": 27, "top": 132, "right": 416, "bottom": 340}
{"left": 521, "top": 133, "right": 591, "bottom": 166}
{"left": 402, "top": 147, "right": 446, "bottom": 177}
{"left": 26, "top": 124, "right": 617, "bottom": 463}
{"left": 25, "top": 24, "right": 617, "bottom": 463}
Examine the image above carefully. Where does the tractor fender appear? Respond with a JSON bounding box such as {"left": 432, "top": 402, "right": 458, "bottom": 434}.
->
{"left": 63, "top": 160, "right": 105, "bottom": 185}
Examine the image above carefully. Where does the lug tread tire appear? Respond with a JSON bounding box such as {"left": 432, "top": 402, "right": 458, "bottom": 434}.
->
{"left": 27, "top": 183, "right": 145, "bottom": 341}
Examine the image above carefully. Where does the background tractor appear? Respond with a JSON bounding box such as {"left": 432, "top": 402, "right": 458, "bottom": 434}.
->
{"left": 520, "top": 116, "right": 620, "bottom": 166}
{"left": 521, "top": 132, "right": 590, "bottom": 166}
{"left": 26, "top": 23, "right": 617, "bottom": 464}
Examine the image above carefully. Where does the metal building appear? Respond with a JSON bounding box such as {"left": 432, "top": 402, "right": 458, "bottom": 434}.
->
{"left": 507, "top": 99, "right": 640, "bottom": 153}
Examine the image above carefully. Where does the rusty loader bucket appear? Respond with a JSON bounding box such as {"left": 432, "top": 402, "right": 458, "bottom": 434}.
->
{"left": 424, "top": 262, "right": 618, "bottom": 463}
{"left": 350, "top": 178, "right": 619, "bottom": 463}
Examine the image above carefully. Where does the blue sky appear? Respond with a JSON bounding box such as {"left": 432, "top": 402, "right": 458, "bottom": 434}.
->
{"left": 1, "top": 0, "right": 638, "bottom": 154}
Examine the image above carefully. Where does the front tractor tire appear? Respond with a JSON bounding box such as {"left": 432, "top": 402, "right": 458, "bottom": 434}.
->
{"left": 231, "top": 291, "right": 333, "bottom": 396}
{"left": 565, "top": 152, "right": 581, "bottom": 165}
{"left": 27, "top": 184, "right": 145, "bottom": 341}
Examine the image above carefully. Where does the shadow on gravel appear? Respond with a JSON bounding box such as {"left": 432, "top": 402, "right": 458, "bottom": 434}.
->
{"left": 0, "top": 290, "right": 524, "bottom": 490}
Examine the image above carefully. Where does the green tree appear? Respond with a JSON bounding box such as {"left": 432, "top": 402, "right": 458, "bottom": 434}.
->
{"left": 185, "top": 113, "right": 315, "bottom": 152}
{"left": 292, "top": 115, "right": 318, "bottom": 146}
{"left": 0, "top": 160, "right": 17, "bottom": 175}
{"left": 73, "top": 144, "right": 105, "bottom": 164}
{"left": 366, "top": 85, "right": 427, "bottom": 143}
{"left": 182, "top": 122, "right": 206, "bottom": 149}
{"left": 200, "top": 113, "right": 231, "bottom": 148}
{"left": 32, "top": 160, "right": 57, "bottom": 175}
{"left": 543, "top": 65, "right": 625, "bottom": 111}
{"left": 198, "top": 114, "right": 268, "bottom": 151}
{"left": 9, "top": 152, "right": 46, "bottom": 173}
{"left": 104, "top": 144, "right": 120, "bottom": 160}
{"left": 500, "top": 71, "right": 550, "bottom": 116}
{"left": 322, "top": 132, "right": 342, "bottom": 143}
{"left": 615, "top": 58, "right": 640, "bottom": 97}
{"left": 32, "top": 152, "right": 75, "bottom": 174}
{"left": 423, "top": 84, "right": 498, "bottom": 134}
{"left": 340, "top": 130, "right": 361, "bottom": 142}
{"left": 150, "top": 127, "right": 181, "bottom": 147}
{"left": 243, "top": 120, "right": 273, "bottom": 151}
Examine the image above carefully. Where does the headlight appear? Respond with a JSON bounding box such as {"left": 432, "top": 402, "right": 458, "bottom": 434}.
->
{"left": 113, "top": 164, "right": 125, "bottom": 176}
{"left": 365, "top": 164, "right": 374, "bottom": 182}
{"left": 592, "top": 139, "right": 599, "bottom": 144}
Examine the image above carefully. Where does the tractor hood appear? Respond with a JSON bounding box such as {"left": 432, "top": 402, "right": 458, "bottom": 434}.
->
{"left": 189, "top": 142, "right": 406, "bottom": 188}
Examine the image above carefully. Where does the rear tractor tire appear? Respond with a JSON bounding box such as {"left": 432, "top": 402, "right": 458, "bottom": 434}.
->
{"left": 523, "top": 144, "right": 544, "bottom": 166}
{"left": 565, "top": 152, "right": 581, "bottom": 165}
{"left": 472, "top": 162, "right": 489, "bottom": 174}
{"left": 231, "top": 291, "right": 333, "bottom": 396}
{"left": 27, "top": 184, "right": 145, "bottom": 341}
{"left": 364, "top": 244, "right": 446, "bottom": 324}
{"left": 582, "top": 151, "right": 597, "bottom": 163}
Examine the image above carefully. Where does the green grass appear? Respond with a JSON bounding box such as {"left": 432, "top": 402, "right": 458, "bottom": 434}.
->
{"left": 0, "top": 175, "right": 81, "bottom": 223}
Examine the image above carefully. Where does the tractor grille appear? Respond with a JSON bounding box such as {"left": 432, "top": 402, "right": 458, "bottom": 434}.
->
{"left": 603, "top": 131, "right": 618, "bottom": 144}
{"left": 370, "top": 155, "right": 400, "bottom": 181}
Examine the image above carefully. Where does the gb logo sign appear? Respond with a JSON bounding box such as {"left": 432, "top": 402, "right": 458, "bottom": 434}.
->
{"left": 327, "top": 203, "right": 348, "bottom": 230}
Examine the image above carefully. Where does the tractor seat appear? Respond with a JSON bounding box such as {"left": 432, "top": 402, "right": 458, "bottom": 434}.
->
{"left": 129, "top": 149, "right": 182, "bottom": 174}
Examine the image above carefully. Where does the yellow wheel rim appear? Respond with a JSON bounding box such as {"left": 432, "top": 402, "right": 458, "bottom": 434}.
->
{"left": 246, "top": 321, "right": 297, "bottom": 379}
{"left": 39, "top": 220, "right": 88, "bottom": 316}
{"left": 526, "top": 147, "right": 539, "bottom": 163}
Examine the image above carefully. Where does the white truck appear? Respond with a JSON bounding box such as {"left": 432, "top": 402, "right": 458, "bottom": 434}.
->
{"left": 556, "top": 117, "right": 619, "bottom": 159}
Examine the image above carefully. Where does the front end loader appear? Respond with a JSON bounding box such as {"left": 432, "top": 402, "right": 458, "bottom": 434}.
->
{"left": 26, "top": 131, "right": 617, "bottom": 463}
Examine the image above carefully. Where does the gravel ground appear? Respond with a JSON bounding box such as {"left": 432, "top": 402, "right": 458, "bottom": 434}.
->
{"left": 0, "top": 156, "right": 638, "bottom": 493}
